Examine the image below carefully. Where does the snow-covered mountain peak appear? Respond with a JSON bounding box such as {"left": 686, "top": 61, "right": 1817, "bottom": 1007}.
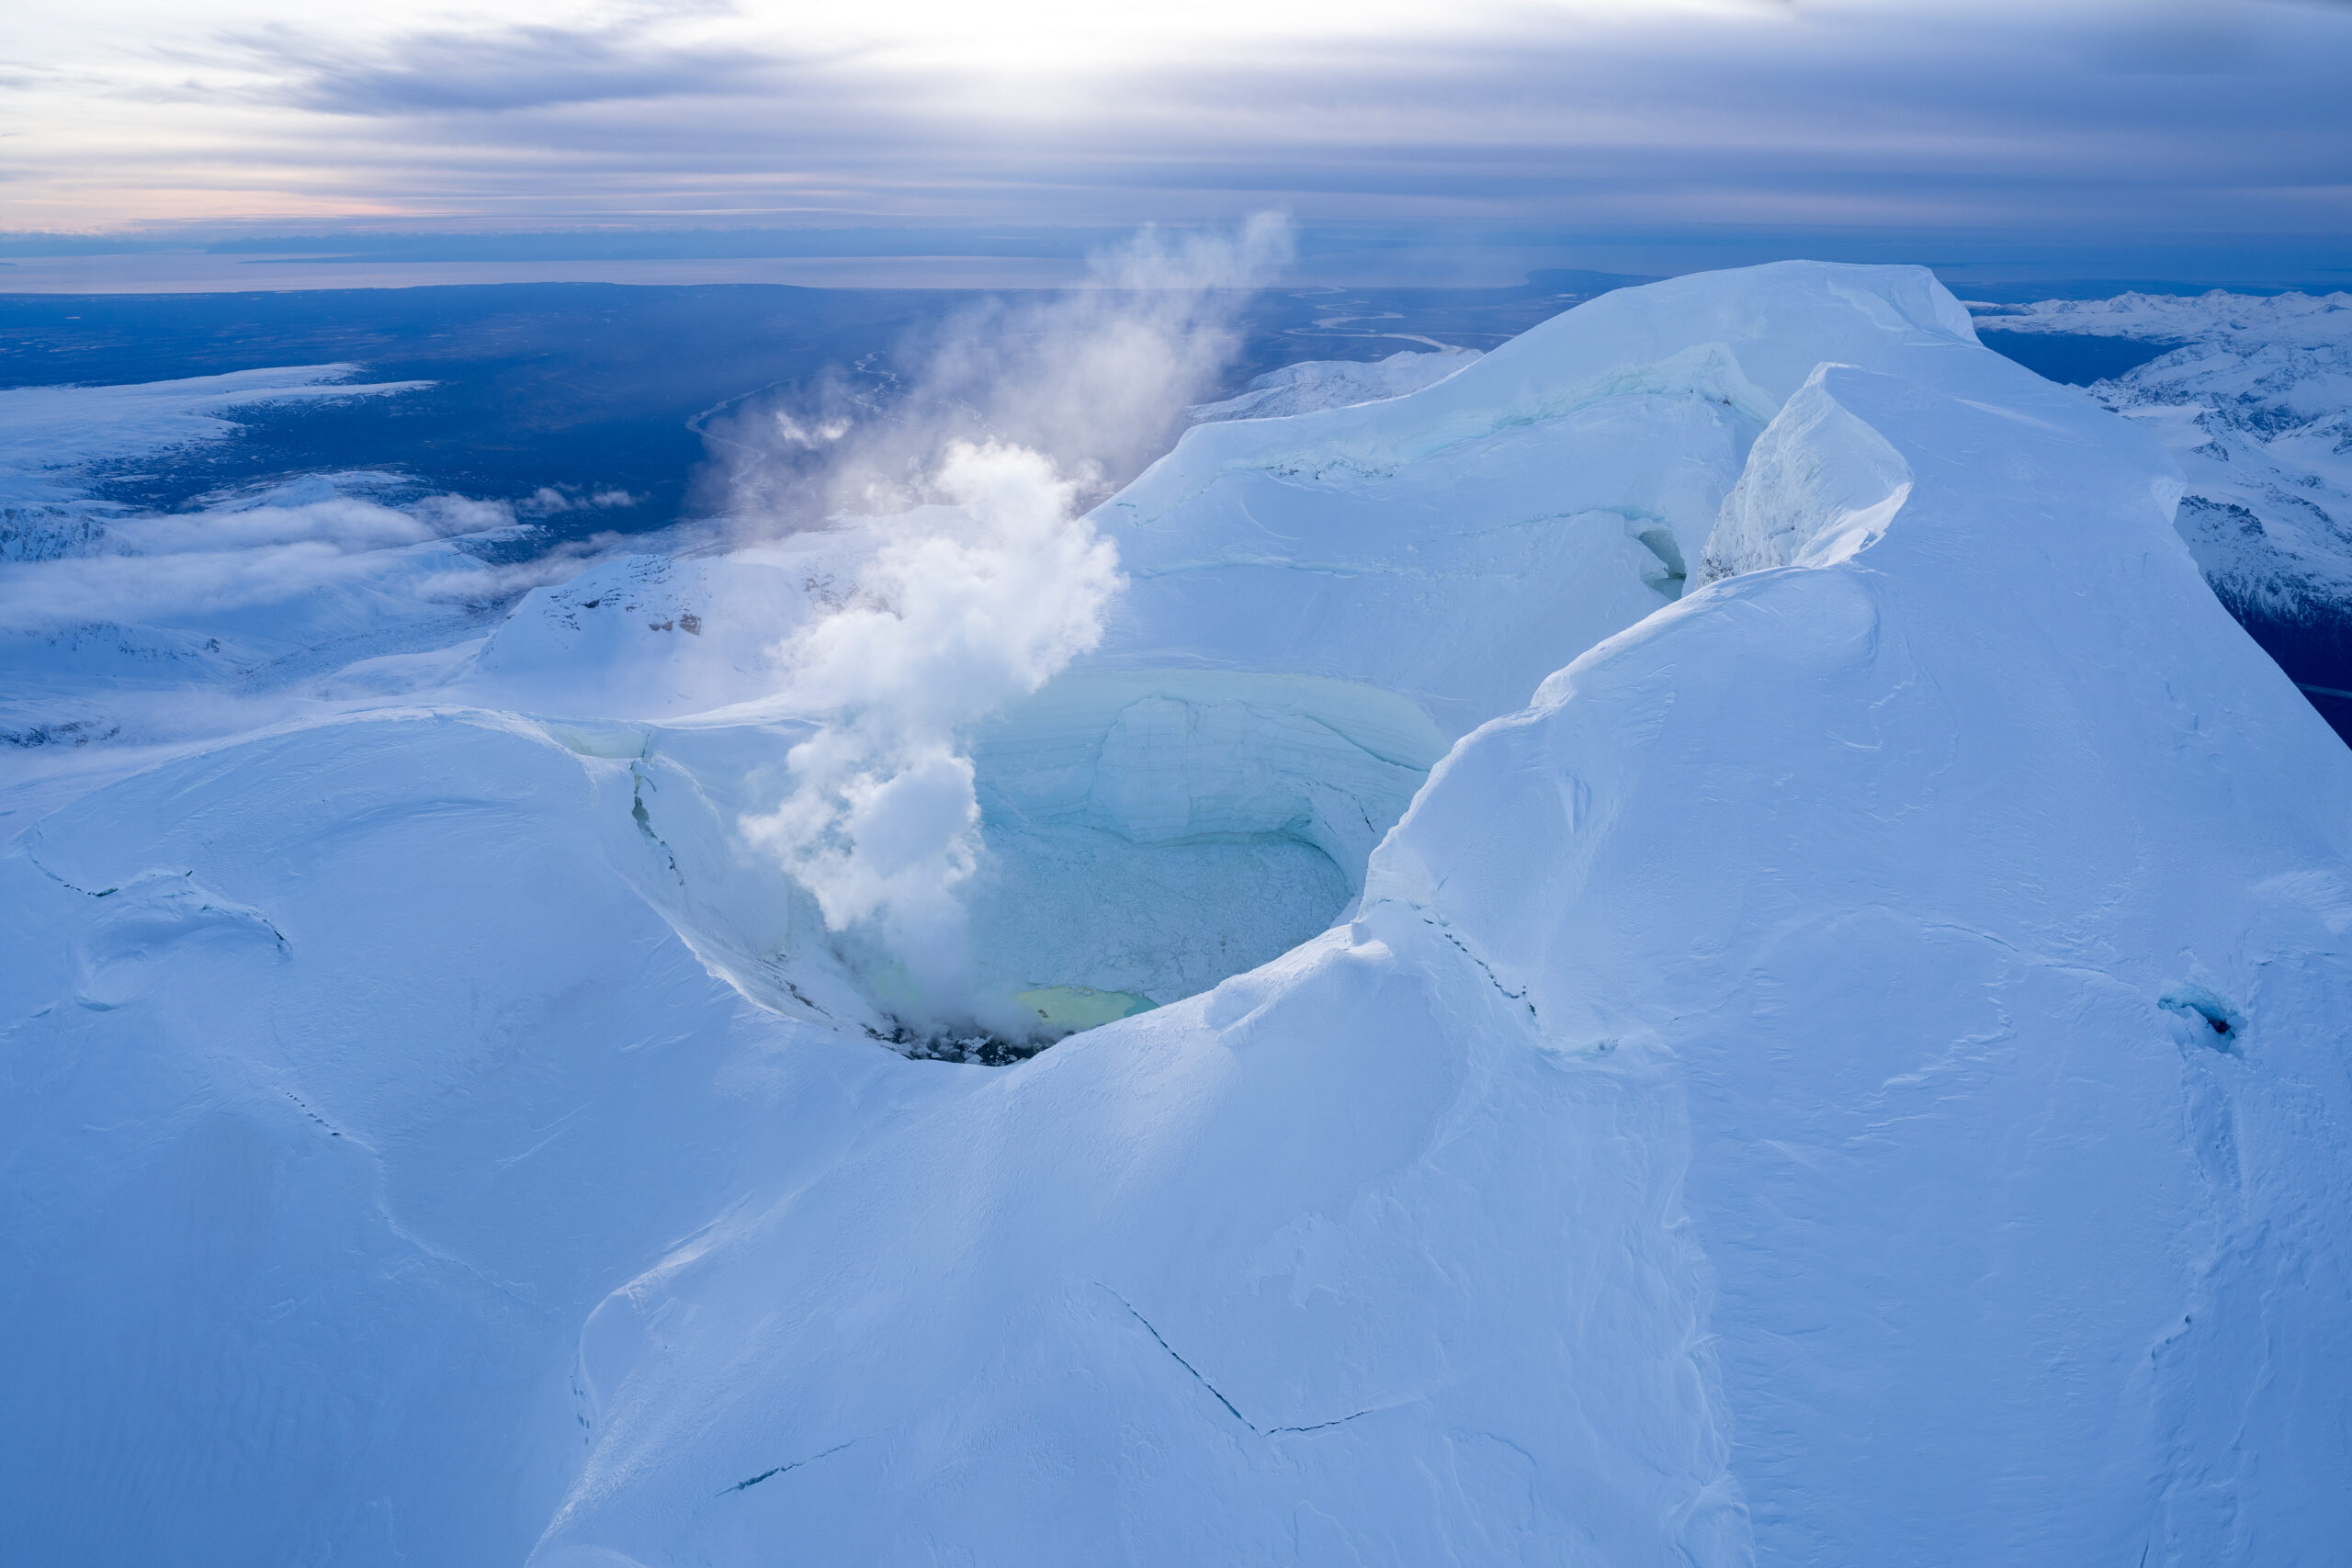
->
{"left": 1980, "top": 287, "right": 2352, "bottom": 350}
{"left": 4, "top": 261, "right": 2349, "bottom": 1565}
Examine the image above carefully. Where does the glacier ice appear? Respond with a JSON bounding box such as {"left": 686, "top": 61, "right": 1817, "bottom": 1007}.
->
{"left": 3, "top": 262, "right": 2349, "bottom": 1565}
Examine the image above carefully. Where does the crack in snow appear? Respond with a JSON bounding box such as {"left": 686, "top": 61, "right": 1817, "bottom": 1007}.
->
{"left": 1265, "top": 1411, "right": 1380, "bottom": 1437}
{"left": 1407, "top": 908, "right": 1535, "bottom": 1015}
{"left": 1099, "top": 1284, "right": 1391, "bottom": 1438}
{"left": 1102, "top": 1285, "right": 1255, "bottom": 1429}
{"left": 720, "top": 1438, "right": 862, "bottom": 1496}
{"left": 17, "top": 841, "right": 120, "bottom": 897}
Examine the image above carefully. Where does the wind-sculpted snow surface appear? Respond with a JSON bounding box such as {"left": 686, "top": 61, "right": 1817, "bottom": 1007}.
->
{"left": 1695, "top": 367, "right": 1912, "bottom": 584}
{"left": 3, "top": 265, "right": 2349, "bottom": 1565}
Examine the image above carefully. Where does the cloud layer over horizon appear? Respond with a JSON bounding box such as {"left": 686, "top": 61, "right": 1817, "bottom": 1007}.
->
{"left": 6, "top": 1, "right": 2351, "bottom": 274}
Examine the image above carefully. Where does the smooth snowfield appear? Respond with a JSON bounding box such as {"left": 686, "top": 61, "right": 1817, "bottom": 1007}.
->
{"left": 3, "top": 264, "right": 2349, "bottom": 1565}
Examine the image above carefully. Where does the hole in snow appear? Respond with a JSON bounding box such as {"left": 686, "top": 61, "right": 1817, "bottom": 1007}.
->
{"left": 954, "top": 671, "right": 1448, "bottom": 1044}
{"left": 2160, "top": 984, "right": 2244, "bottom": 1054}
{"left": 1632, "top": 525, "right": 1688, "bottom": 599}
{"left": 614, "top": 671, "right": 1447, "bottom": 1060}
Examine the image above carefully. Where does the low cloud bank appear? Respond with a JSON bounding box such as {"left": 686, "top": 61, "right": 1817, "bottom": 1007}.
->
{"left": 0, "top": 481, "right": 588, "bottom": 632}
{"left": 0, "top": 369, "right": 600, "bottom": 637}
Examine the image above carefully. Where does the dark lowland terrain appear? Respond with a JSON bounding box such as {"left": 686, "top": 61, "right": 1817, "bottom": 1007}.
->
{"left": 0, "top": 274, "right": 1624, "bottom": 533}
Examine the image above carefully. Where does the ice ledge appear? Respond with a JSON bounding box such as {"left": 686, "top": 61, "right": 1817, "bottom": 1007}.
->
{"left": 1696, "top": 362, "right": 1915, "bottom": 587}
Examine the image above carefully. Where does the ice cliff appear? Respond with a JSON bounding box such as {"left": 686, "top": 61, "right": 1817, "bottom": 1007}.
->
{"left": 3, "top": 264, "right": 2348, "bottom": 1565}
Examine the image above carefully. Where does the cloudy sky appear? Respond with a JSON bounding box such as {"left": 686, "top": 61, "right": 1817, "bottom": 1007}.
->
{"left": 7, "top": 1, "right": 2350, "bottom": 277}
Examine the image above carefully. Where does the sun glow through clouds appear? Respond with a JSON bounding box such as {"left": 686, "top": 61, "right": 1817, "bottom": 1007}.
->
{"left": 1, "top": 0, "right": 2343, "bottom": 245}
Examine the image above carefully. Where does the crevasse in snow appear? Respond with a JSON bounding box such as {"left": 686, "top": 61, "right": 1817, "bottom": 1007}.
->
{"left": 2, "top": 263, "right": 2348, "bottom": 1566}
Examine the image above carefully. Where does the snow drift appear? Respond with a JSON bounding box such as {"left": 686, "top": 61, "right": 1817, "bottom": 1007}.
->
{"left": 3, "top": 263, "right": 2348, "bottom": 1566}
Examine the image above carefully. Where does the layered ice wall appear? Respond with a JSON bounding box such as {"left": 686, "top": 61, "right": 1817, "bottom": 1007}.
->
{"left": 4, "top": 264, "right": 2348, "bottom": 1566}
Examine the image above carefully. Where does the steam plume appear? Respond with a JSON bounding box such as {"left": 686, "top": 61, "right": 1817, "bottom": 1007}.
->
{"left": 734, "top": 215, "right": 1295, "bottom": 1037}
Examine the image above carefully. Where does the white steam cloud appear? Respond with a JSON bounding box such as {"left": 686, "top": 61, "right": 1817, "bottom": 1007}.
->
{"left": 703, "top": 211, "right": 1297, "bottom": 522}
{"left": 741, "top": 443, "right": 1121, "bottom": 1024}
{"left": 733, "top": 214, "right": 1295, "bottom": 1038}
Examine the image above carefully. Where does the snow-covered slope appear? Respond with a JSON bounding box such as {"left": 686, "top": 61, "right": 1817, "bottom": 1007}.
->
{"left": 4, "top": 264, "right": 2349, "bottom": 1565}
{"left": 1980, "top": 290, "right": 2352, "bottom": 733}
{"left": 1188, "top": 345, "right": 1480, "bottom": 422}
{"left": 1097, "top": 263, "right": 1976, "bottom": 733}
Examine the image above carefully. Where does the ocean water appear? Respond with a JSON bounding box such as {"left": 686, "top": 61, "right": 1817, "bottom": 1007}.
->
{"left": 1974, "top": 329, "right": 2180, "bottom": 386}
